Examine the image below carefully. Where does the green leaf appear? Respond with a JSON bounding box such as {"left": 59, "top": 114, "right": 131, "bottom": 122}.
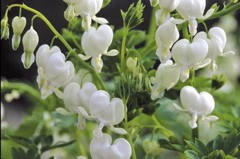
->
{"left": 223, "top": 130, "right": 240, "bottom": 154}
{"left": 103, "top": 0, "right": 111, "bottom": 8}
{"left": 121, "top": 0, "right": 145, "bottom": 29}
{"left": 195, "top": 139, "right": 208, "bottom": 155}
{"left": 184, "top": 150, "right": 200, "bottom": 159}
{"left": 41, "top": 140, "right": 76, "bottom": 153}
{"left": 185, "top": 140, "right": 202, "bottom": 156}
{"left": 213, "top": 135, "right": 224, "bottom": 151}
{"left": 11, "top": 147, "right": 27, "bottom": 159}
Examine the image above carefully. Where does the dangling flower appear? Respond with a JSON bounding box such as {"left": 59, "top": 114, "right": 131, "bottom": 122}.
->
{"left": 173, "top": 86, "right": 218, "bottom": 129}
{"left": 151, "top": 60, "right": 180, "bottom": 100}
{"left": 1, "top": 18, "right": 9, "bottom": 40}
{"left": 63, "top": 0, "right": 81, "bottom": 21}
{"left": 74, "top": 0, "right": 108, "bottom": 30}
{"left": 80, "top": 24, "right": 119, "bottom": 73}
{"left": 172, "top": 37, "right": 210, "bottom": 82}
{"left": 194, "top": 27, "right": 235, "bottom": 71}
{"left": 22, "top": 26, "right": 39, "bottom": 69}
{"left": 11, "top": 16, "right": 26, "bottom": 50}
{"left": 155, "top": 0, "right": 181, "bottom": 25}
{"left": 176, "top": 0, "right": 214, "bottom": 35}
{"left": 62, "top": 82, "right": 97, "bottom": 129}
{"left": 155, "top": 19, "right": 179, "bottom": 63}
{"left": 36, "top": 44, "right": 75, "bottom": 99}
{"left": 90, "top": 132, "right": 132, "bottom": 159}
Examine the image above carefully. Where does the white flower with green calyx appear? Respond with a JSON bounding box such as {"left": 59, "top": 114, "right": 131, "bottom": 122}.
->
{"left": 155, "top": 18, "right": 179, "bottom": 63}
{"left": 73, "top": 0, "right": 108, "bottom": 30}
{"left": 90, "top": 132, "right": 132, "bottom": 159}
{"left": 173, "top": 86, "right": 218, "bottom": 129}
{"left": 155, "top": 0, "right": 181, "bottom": 25}
{"left": 11, "top": 16, "right": 26, "bottom": 50}
{"left": 21, "top": 26, "right": 39, "bottom": 69}
{"left": 126, "top": 57, "right": 139, "bottom": 77}
{"left": 36, "top": 44, "right": 75, "bottom": 99}
{"left": 151, "top": 60, "right": 180, "bottom": 100}
{"left": 194, "top": 27, "right": 235, "bottom": 72}
{"left": 80, "top": 24, "right": 119, "bottom": 73}
{"left": 63, "top": 0, "right": 81, "bottom": 21}
{"left": 176, "top": 0, "right": 215, "bottom": 36}
{"left": 172, "top": 37, "right": 210, "bottom": 82}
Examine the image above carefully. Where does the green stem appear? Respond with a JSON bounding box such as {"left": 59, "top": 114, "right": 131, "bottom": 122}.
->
{"left": 140, "top": 40, "right": 157, "bottom": 58}
{"left": 6, "top": 4, "right": 106, "bottom": 91}
{"left": 190, "top": 69, "right": 195, "bottom": 87}
{"left": 1, "top": 81, "right": 47, "bottom": 107}
{"left": 192, "top": 127, "right": 198, "bottom": 140}
{"left": 182, "top": 23, "right": 190, "bottom": 40}
{"left": 146, "top": 6, "right": 158, "bottom": 46}
{"left": 151, "top": 115, "right": 174, "bottom": 138}
{"left": 120, "top": 27, "right": 129, "bottom": 72}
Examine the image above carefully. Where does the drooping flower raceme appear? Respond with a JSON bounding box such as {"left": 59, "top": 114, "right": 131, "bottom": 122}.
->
{"left": 154, "top": 0, "right": 181, "bottom": 26}
{"left": 21, "top": 26, "right": 39, "bottom": 69}
{"left": 172, "top": 37, "right": 210, "bottom": 82}
{"left": 155, "top": 19, "right": 179, "bottom": 63}
{"left": 11, "top": 16, "right": 26, "bottom": 50}
{"left": 80, "top": 24, "right": 119, "bottom": 73}
{"left": 90, "top": 133, "right": 132, "bottom": 159}
{"left": 63, "top": 82, "right": 97, "bottom": 129}
{"left": 194, "top": 27, "right": 235, "bottom": 71}
{"left": 173, "top": 86, "right": 218, "bottom": 129}
{"left": 36, "top": 44, "right": 75, "bottom": 99}
{"left": 151, "top": 60, "right": 180, "bottom": 100}
{"left": 176, "top": 0, "right": 214, "bottom": 35}
{"left": 74, "top": 0, "right": 108, "bottom": 30}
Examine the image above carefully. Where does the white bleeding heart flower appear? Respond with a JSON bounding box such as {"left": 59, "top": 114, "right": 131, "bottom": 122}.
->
{"left": 155, "top": 19, "right": 179, "bottom": 63}
{"left": 176, "top": 0, "right": 214, "bottom": 35}
{"left": 36, "top": 44, "right": 75, "bottom": 99}
{"left": 80, "top": 24, "right": 119, "bottom": 73}
{"left": 74, "top": 0, "right": 108, "bottom": 30}
{"left": 151, "top": 60, "right": 180, "bottom": 100}
{"left": 194, "top": 27, "right": 235, "bottom": 71}
{"left": 71, "top": 69, "right": 93, "bottom": 86}
{"left": 63, "top": 82, "right": 97, "bottom": 129}
{"left": 172, "top": 37, "right": 210, "bottom": 82}
{"left": 90, "top": 133, "right": 132, "bottom": 159}
{"left": 155, "top": 0, "right": 181, "bottom": 25}
{"left": 173, "top": 86, "right": 218, "bottom": 129}
{"left": 21, "top": 26, "right": 39, "bottom": 69}
{"left": 11, "top": 16, "right": 26, "bottom": 50}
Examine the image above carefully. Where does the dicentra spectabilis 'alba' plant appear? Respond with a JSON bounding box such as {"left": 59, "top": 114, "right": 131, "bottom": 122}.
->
{"left": 11, "top": 16, "right": 26, "bottom": 50}
{"left": 36, "top": 44, "right": 75, "bottom": 99}
{"left": 74, "top": 0, "right": 108, "bottom": 30}
{"left": 90, "top": 133, "right": 132, "bottom": 159}
{"left": 62, "top": 82, "right": 97, "bottom": 129}
{"left": 155, "top": 19, "right": 179, "bottom": 63}
{"left": 173, "top": 86, "right": 218, "bottom": 129}
{"left": 176, "top": 0, "right": 214, "bottom": 36}
{"left": 151, "top": 60, "right": 180, "bottom": 100}
{"left": 21, "top": 26, "right": 39, "bottom": 69}
{"left": 80, "top": 24, "right": 119, "bottom": 73}
{"left": 172, "top": 37, "right": 210, "bottom": 82}
{"left": 194, "top": 27, "right": 235, "bottom": 71}
{"left": 1, "top": 18, "right": 9, "bottom": 40}
{"left": 154, "top": 0, "right": 181, "bottom": 25}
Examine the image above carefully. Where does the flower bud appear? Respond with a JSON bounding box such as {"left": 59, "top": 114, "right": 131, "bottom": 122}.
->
{"left": 1, "top": 18, "right": 9, "bottom": 40}
{"left": 12, "top": 16, "right": 26, "bottom": 35}
{"left": 22, "top": 26, "right": 39, "bottom": 69}
{"left": 126, "top": 57, "right": 138, "bottom": 72}
{"left": 64, "top": 5, "right": 75, "bottom": 21}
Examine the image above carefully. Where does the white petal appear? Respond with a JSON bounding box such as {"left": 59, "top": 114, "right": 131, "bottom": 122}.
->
{"left": 77, "top": 114, "right": 86, "bottom": 130}
{"left": 188, "top": 19, "right": 198, "bottom": 36}
{"left": 92, "top": 16, "right": 109, "bottom": 24}
{"left": 54, "top": 88, "right": 63, "bottom": 99}
{"left": 172, "top": 103, "right": 185, "bottom": 112}
{"left": 91, "top": 56, "right": 103, "bottom": 73}
{"left": 180, "top": 68, "right": 190, "bottom": 82}
{"left": 77, "top": 107, "right": 94, "bottom": 120}
{"left": 201, "top": 115, "right": 218, "bottom": 122}
{"left": 188, "top": 113, "right": 198, "bottom": 129}
{"left": 82, "top": 16, "right": 92, "bottom": 31}
{"left": 77, "top": 156, "right": 88, "bottom": 159}
{"left": 55, "top": 108, "right": 73, "bottom": 115}
{"left": 150, "top": 0, "right": 159, "bottom": 7}
{"left": 199, "top": 8, "right": 215, "bottom": 20}
{"left": 103, "top": 49, "right": 119, "bottom": 56}
{"left": 78, "top": 54, "right": 91, "bottom": 60}
{"left": 194, "top": 58, "right": 211, "bottom": 70}
{"left": 220, "top": 51, "right": 235, "bottom": 57}
{"left": 170, "top": 18, "right": 186, "bottom": 25}
{"left": 110, "top": 127, "right": 128, "bottom": 135}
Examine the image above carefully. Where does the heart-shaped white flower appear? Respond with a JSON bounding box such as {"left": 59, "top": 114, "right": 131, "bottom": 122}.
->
{"left": 36, "top": 44, "right": 75, "bottom": 99}
{"left": 21, "top": 26, "right": 39, "bottom": 69}
{"left": 151, "top": 60, "right": 180, "bottom": 100}
{"left": 194, "top": 27, "right": 235, "bottom": 71}
{"left": 172, "top": 38, "right": 210, "bottom": 82}
{"left": 155, "top": 19, "right": 179, "bottom": 63}
{"left": 176, "top": 0, "right": 214, "bottom": 35}
{"left": 89, "top": 90, "right": 124, "bottom": 126}
{"left": 73, "top": 0, "right": 108, "bottom": 30}
{"left": 81, "top": 24, "right": 119, "bottom": 73}
{"left": 90, "top": 133, "right": 132, "bottom": 159}
{"left": 173, "top": 86, "right": 218, "bottom": 129}
{"left": 154, "top": 0, "right": 181, "bottom": 25}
